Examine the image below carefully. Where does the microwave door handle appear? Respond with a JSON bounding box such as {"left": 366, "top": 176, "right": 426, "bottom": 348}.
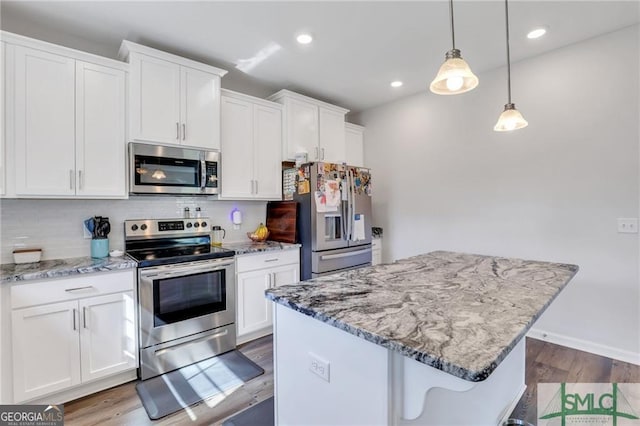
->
{"left": 200, "top": 160, "right": 207, "bottom": 190}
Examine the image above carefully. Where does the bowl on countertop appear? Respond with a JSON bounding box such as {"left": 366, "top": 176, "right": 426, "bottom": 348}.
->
{"left": 247, "top": 231, "right": 269, "bottom": 243}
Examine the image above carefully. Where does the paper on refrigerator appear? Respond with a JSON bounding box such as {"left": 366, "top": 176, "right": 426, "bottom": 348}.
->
{"left": 314, "top": 180, "right": 341, "bottom": 212}
{"left": 353, "top": 214, "right": 365, "bottom": 241}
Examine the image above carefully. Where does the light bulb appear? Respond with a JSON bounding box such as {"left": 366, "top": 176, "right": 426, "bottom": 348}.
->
{"left": 446, "top": 76, "right": 464, "bottom": 91}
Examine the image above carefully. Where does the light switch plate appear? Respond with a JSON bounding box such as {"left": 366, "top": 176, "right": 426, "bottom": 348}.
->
{"left": 617, "top": 218, "right": 639, "bottom": 234}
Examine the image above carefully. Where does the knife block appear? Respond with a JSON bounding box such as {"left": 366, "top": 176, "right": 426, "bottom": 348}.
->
{"left": 91, "top": 238, "right": 109, "bottom": 259}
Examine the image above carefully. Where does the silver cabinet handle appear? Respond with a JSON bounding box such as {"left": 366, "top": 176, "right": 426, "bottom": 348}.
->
{"left": 321, "top": 148, "right": 325, "bottom": 160}
{"left": 65, "top": 286, "right": 94, "bottom": 292}
{"left": 69, "top": 170, "right": 74, "bottom": 190}
{"left": 314, "top": 147, "right": 319, "bottom": 160}
{"left": 72, "top": 308, "right": 77, "bottom": 331}
{"left": 271, "top": 272, "right": 276, "bottom": 287}
{"left": 176, "top": 122, "right": 180, "bottom": 139}
{"left": 83, "top": 307, "right": 88, "bottom": 329}
{"left": 78, "top": 170, "right": 83, "bottom": 190}
{"left": 182, "top": 123, "right": 186, "bottom": 140}
{"left": 255, "top": 180, "right": 258, "bottom": 194}
{"left": 264, "top": 258, "right": 279, "bottom": 263}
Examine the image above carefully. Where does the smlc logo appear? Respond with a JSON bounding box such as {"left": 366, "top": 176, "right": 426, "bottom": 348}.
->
{"left": 538, "top": 383, "right": 640, "bottom": 426}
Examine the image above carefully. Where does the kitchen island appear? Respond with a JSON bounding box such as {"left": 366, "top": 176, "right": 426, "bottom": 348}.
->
{"left": 265, "top": 251, "right": 578, "bottom": 425}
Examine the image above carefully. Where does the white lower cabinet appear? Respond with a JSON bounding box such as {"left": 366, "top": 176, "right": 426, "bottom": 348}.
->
{"left": 236, "top": 249, "right": 300, "bottom": 344}
{"left": 10, "top": 270, "right": 137, "bottom": 403}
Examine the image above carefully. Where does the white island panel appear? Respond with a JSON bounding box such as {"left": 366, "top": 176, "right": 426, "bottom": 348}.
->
{"left": 274, "top": 304, "right": 390, "bottom": 425}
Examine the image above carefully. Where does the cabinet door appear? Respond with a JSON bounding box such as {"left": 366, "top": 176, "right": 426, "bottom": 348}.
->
{"left": 79, "top": 292, "right": 137, "bottom": 382}
{"left": 254, "top": 104, "right": 282, "bottom": 200}
{"left": 75, "top": 61, "right": 126, "bottom": 197}
{"left": 129, "top": 53, "right": 180, "bottom": 144}
{"left": 271, "top": 263, "right": 300, "bottom": 287}
{"left": 286, "top": 98, "right": 319, "bottom": 160}
{"left": 319, "top": 108, "right": 346, "bottom": 164}
{"left": 345, "top": 125, "right": 364, "bottom": 167}
{"left": 11, "top": 301, "right": 81, "bottom": 402}
{"left": 181, "top": 66, "right": 221, "bottom": 149}
{"left": 220, "top": 96, "right": 254, "bottom": 198}
{"left": 236, "top": 269, "right": 272, "bottom": 337}
{"left": 13, "top": 46, "right": 75, "bottom": 196}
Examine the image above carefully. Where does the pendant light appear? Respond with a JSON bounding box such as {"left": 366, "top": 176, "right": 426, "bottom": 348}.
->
{"left": 494, "top": 0, "right": 528, "bottom": 131}
{"left": 430, "top": 0, "right": 479, "bottom": 95}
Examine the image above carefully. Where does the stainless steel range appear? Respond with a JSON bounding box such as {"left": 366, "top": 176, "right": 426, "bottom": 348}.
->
{"left": 125, "top": 217, "right": 236, "bottom": 380}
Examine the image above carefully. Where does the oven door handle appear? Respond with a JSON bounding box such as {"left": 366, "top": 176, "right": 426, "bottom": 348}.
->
{"left": 200, "top": 159, "right": 207, "bottom": 191}
{"left": 141, "top": 262, "right": 233, "bottom": 280}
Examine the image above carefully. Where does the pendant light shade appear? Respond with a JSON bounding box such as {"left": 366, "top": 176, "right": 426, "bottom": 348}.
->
{"left": 430, "top": 49, "right": 479, "bottom": 95}
{"left": 494, "top": 0, "right": 528, "bottom": 131}
{"left": 430, "top": 0, "right": 478, "bottom": 95}
{"left": 494, "top": 103, "right": 528, "bottom": 131}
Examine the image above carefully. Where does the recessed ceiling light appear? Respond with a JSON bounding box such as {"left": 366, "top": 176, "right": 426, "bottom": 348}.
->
{"left": 296, "top": 33, "right": 313, "bottom": 45}
{"left": 527, "top": 27, "right": 547, "bottom": 39}
{"left": 390, "top": 81, "right": 403, "bottom": 88}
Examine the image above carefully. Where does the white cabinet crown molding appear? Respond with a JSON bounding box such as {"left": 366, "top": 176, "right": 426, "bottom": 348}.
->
{"left": 267, "top": 89, "right": 349, "bottom": 115}
{"left": 345, "top": 122, "right": 365, "bottom": 132}
{"left": 0, "top": 31, "right": 128, "bottom": 71}
{"left": 118, "top": 40, "right": 227, "bottom": 77}
{"left": 221, "top": 88, "right": 283, "bottom": 110}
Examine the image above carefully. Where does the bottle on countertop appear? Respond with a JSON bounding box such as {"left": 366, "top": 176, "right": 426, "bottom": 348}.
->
{"left": 184, "top": 207, "right": 190, "bottom": 219}
{"left": 195, "top": 207, "right": 202, "bottom": 218}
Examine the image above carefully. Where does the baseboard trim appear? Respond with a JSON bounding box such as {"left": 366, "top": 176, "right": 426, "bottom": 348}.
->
{"left": 527, "top": 328, "right": 640, "bottom": 366}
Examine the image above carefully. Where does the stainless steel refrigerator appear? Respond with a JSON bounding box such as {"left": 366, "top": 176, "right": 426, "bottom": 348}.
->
{"left": 293, "top": 162, "right": 372, "bottom": 280}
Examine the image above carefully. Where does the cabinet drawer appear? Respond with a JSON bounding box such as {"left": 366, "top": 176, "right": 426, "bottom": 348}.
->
{"left": 236, "top": 248, "right": 299, "bottom": 273}
{"left": 11, "top": 270, "right": 135, "bottom": 309}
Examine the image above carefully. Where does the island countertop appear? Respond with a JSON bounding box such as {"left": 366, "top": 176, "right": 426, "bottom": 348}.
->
{"left": 265, "top": 250, "right": 578, "bottom": 382}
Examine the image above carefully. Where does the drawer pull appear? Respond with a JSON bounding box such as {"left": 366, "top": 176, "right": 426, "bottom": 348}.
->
{"left": 65, "top": 286, "right": 94, "bottom": 293}
{"left": 264, "top": 258, "right": 279, "bottom": 263}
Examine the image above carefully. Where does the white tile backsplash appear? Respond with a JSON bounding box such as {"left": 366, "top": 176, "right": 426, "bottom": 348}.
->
{"left": 0, "top": 197, "right": 268, "bottom": 264}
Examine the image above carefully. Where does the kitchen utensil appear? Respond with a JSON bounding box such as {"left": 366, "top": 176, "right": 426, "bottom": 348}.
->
{"left": 84, "top": 218, "right": 95, "bottom": 237}
{"left": 211, "top": 225, "right": 226, "bottom": 246}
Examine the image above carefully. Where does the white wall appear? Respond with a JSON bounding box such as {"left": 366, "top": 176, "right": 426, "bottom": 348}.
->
{"left": 359, "top": 26, "right": 640, "bottom": 361}
{"left": 0, "top": 198, "right": 267, "bottom": 264}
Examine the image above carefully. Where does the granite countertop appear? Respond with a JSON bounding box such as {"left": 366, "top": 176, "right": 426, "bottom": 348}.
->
{"left": 1, "top": 255, "right": 138, "bottom": 283}
{"left": 265, "top": 250, "right": 578, "bottom": 382}
{"left": 223, "top": 240, "right": 301, "bottom": 255}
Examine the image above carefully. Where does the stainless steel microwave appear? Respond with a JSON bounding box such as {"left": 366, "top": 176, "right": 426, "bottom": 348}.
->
{"left": 129, "top": 143, "right": 219, "bottom": 195}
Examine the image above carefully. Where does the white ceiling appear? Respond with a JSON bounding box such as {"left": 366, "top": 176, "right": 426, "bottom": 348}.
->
{"left": 1, "top": 1, "right": 638, "bottom": 113}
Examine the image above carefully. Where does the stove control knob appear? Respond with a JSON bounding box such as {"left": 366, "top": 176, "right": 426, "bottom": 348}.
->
{"left": 186, "top": 222, "right": 193, "bottom": 228}
{"left": 201, "top": 221, "right": 207, "bottom": 228}
{"left": 140, "top": 224, "right": 148, "bottom": 231}
{"left": 194, "top": 222, "right": 200, "bottom": 228}
{"left": 131, "top": 224, "right": 138, "bottom": 231}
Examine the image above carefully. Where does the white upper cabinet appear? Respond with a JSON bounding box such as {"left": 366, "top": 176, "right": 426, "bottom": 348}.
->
{"left": 75, "top": 61, "right": 126, "bottom": 197}
{"left": 13, "top": 46, "right": 76, "bottom": 196}
{"left": 268, "top": 90, "right": 349, "bottom": 163}
{"left": 120, "top": 41, "right": 227, "bottom": 150}
{"left": 220, "top": 89, "right": 282, "bottom": 200}
{"left": 4, "top": 32, "right": 128, "bottom": 199}
{"left": 345, "top": 122, "right": 365, "bottom": 167}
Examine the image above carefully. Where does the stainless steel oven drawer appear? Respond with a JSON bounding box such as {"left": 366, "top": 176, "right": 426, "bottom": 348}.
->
{"left": 139, "top": 324, "right": 236, "bottom": 380}
{"left": 312, "top": 245, "right": 372, "bottom": 275}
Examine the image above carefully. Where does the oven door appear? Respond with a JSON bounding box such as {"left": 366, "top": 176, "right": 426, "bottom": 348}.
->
{"left": 138, "top": 258, "right": 235, "bottom": 348}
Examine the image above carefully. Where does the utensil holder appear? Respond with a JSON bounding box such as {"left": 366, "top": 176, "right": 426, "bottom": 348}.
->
{"left": 91, "top": 238, "right": 109, "bottom": 259}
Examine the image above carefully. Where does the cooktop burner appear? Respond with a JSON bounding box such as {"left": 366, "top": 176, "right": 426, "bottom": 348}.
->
{"left": 124, "top": 218, "right": 235, "bottom": 267}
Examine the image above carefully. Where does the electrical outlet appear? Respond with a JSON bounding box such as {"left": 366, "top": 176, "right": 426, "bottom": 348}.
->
{"left": 308, "top": 352, "right": 330, "bottom": 382}
{"left": 83, "top": 223, "right": 92, "bottom": 239}
{"left": 617, "top": 218, "right": 639, "bottom": 234}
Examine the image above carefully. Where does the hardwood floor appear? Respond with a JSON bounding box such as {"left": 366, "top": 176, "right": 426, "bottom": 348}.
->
{"left": 63, "top": 336, "right": 639, "bottom": 425}
{"left": 64, "top": 336, "right": 274, "bottom": 426}
{"left": 509, "top": 338, "right": 640, "bottom": 424}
